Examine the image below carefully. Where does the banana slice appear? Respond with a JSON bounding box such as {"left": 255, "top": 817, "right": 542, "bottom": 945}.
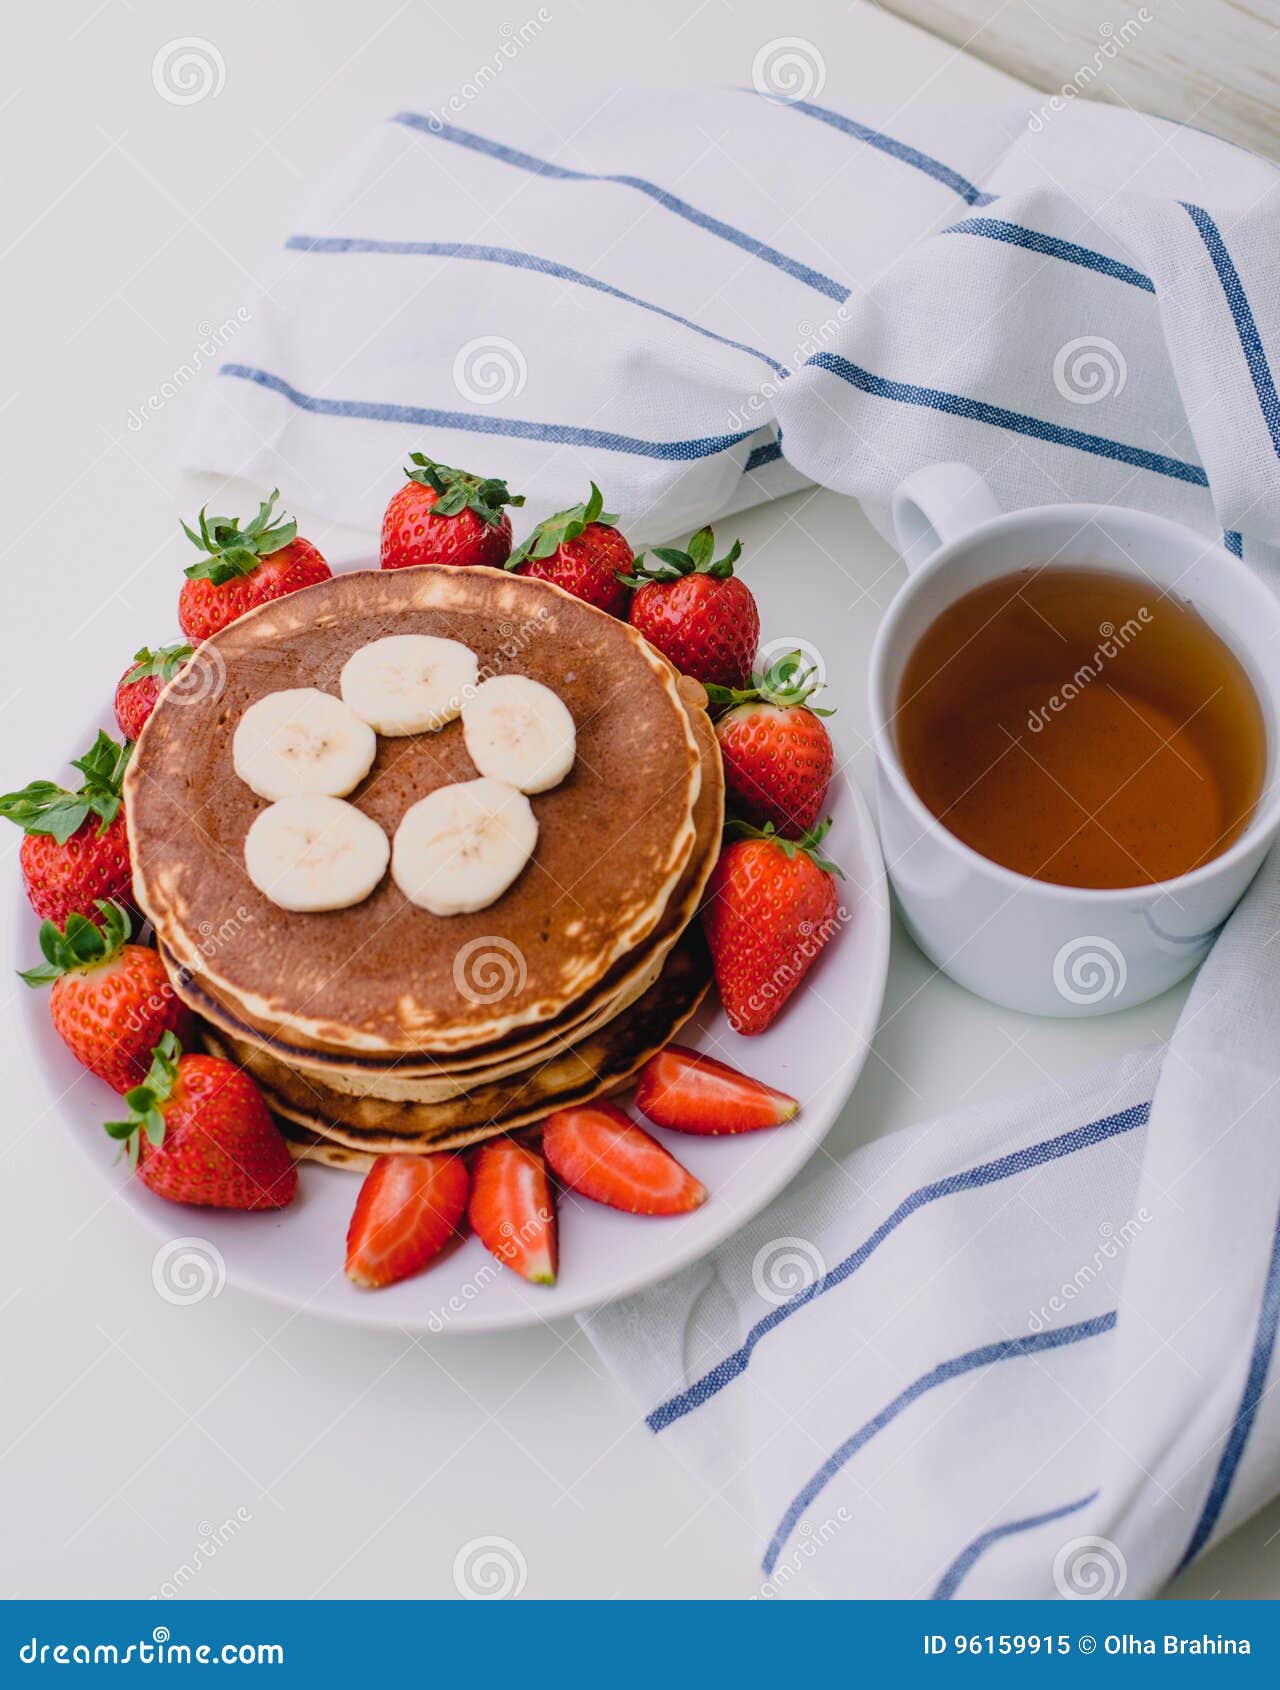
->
{"left": 391, "top": 777, "right": 537, "bottom": 915}
{"left": 233, "top": 688, "right": 377, "bottom": 801}
{"left": 461, "top": 675, "right": 576, "bottom": 794}
{"left": 244, "top": 797, "right": 389, "bottom": 912}
{"left": 340, "top": 634, "right": 479, "bottom": 736}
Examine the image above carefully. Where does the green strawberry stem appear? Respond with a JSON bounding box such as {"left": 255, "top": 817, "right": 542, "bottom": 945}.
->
{"left": 704, "top": 649, "right": 834, "bottom": 714}
{"left": 182, "top": 489, "right": 298, "bottom": 586}
{"left": 619, "top": 524, "right": 742, "bottom": 588}
{"left": 104, "top": 1029, "right": 183, "bottom": 1169}
{"left": 722, "top": 816, "right": 844, "bottom": 878}
{"left": 123, "top": 643, "right": 195, "bottom": 686}
{"left": 19, "top": 900, "right": 131, "bottom": 986}
{"left": 506, "top": 482, "right": 618, "bottom": 569}
{"left": 404, "top": 452, "right": 525, "bottom": 526}
{"left": 0, "top": 730, "right": 132, "bottom": 842}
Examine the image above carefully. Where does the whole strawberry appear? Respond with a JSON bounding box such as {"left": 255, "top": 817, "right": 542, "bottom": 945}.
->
{"left": 706, "top": 651, "right": 835, "bottom": 837}
{"left": 702, "top": 820, "right": 843, "bottom": 1035}
{"left": 0, "top": 730, "right": 133, "bottom": 926}
{"left": 114, "top": 643, "right": 195, "bottom": 741}
{"left": 105, "top": 1031, "right": 297, "bottom": 1211}
{"left": 21, "top": 900, "right": 192, "bottom": 1093}
{"left": 507, "top": 483, "right": 632, "bottom": 616}
{"left": 381, "top": 453, "right": 524, "bottom": 571}
{"left": 178, "top": 490, "right": 330, "bottom": 643}
{"left": 625, "top": 527, "right": 759, "bottom": 688}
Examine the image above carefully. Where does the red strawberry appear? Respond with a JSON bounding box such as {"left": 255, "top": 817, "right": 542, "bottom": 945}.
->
{"left": 625, "top": 527, "right": 759, "bottom": 689}
{"left": 345, "top": 1152, "right": 470, "bottom": 1289}
{"left": 177, "top": 490, "right": 330, "bottom": 643}
{"left": 21, "top": 900, "right": 193, "bottom": 1093}
{"left": 508, "top": 483, "right": 632, "bottom": 615}
{"left": 634, "top": 1044, "right": 798, "bottom": 1135}
{"left": 707, "top": 651, "right": 835, "bottom": 837}
{"left": 380, "top": 453, "right": 524, "bottom": 572}
{"left": 1, "top": 730, "right": 133, "bottom": 926}
{"left": 542, "top": 1102, "right": 707, "bottom": 1216}
{"left": 113, "top": 643, "right": 195, "bottom": 741}
{"left": 105, "top": 1032, "right": 296, "bottom": 1211}
{"left": 468, "top": 1138, "right": 558, "bottom": 1284}
{"left": 701, "top": 820, "right": 843, "bottom": 1035}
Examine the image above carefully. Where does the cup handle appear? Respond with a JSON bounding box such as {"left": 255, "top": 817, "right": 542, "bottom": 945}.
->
{"left": 891, "top": 463, "right": 1002, "bottom": 573}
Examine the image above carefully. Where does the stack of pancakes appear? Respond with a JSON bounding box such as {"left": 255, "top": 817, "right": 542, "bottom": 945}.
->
{"left": 126, "top": 567, "right": 723, "bottom": 1172}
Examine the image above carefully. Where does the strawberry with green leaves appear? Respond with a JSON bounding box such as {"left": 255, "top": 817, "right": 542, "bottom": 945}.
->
{"left": 20, "top": 900, "right": 192, "bottom": 1093}
{"left": 105, "top": 1031, "right": 297, "bottom": 1211}
{"left": 706, "top": 651, "right": 835, "bottom": 838}
{"left": 178, "top": 490, "right": 331, "bottom": 643}
{"left": 624, "top": 527, "right": 759, "bottom": 689}
{"left": 114, "top": 642, "right": 195, "bottom": 741}
{"left": 380, "top": 453, "right": 524, "bottom": 572}
{"left": 0, "top": 730, "right": 133, "bottom": 926}
{"left": 701, "top": 819, "right": 844, "bottom": 1035}
{"left": 507, "top": 483, "right": 633, "bottom": 616}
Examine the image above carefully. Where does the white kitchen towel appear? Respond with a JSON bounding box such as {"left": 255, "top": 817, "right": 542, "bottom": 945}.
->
{"left": 189, "top": 80, "right": 1280, "bottom": 1597}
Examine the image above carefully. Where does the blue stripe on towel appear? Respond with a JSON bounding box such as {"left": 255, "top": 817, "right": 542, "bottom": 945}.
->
{"left": 1178, "top": 1197, "right": 1280, "bottom": 1570}
{"left": 807, "top": 351, "right": 1209, "bottom": 486}
{"left": 763, "top": 1313, "right": 1117, "bottom": 1575}
{"left": 1224, "top": 529, "right": 1244, "bottom": 557}
{"left": 284, "top": 235, "right": 788, "bottom": 378}
{"left": 757, "top": 92, "right": 995, "bottom": 207}
{"left": 1182, "top": 202, "right": 1280, "bottom": 458}
{"left": 941, "top": 217, "right": 1155, "bottom": 293}
{"left": 932, "top": 1491, "right": 1099, "bottom": 1599}
{"left": 393, "top": 113, "right": 850, "bottom": 303}
{"left": 218, "top": 364, "right": 756, "bottom": 461}
{"left": 744, "top": 437, "right": 784, "bottom": 472}
{"left": 648, "top": 1102, "right": 1149, "bottom": 1433}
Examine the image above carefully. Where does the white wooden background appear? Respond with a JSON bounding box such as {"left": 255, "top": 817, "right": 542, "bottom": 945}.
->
{"left": 880, "top": 0, "right": 1280, "bottom": 159}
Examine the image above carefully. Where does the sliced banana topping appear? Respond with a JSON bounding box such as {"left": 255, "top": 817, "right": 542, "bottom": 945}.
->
{"left": 233, "top": 688, "right": 377, "bottom": 802}
{"left": 391, "top": 777, "right": 537, "bottom": 916}
{"left": 244, "top": 797, "right": 390, "bottom": 912}
{"left": 340, "top": 634, "right": 480, "bottom": 736}
{"left": 461, "top": 675, "right": 576, "bottom": 794}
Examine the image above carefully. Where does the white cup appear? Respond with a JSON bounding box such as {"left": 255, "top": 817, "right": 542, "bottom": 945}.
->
{"left": 868, "top": 463, "right": 1280, "bottom": 1017}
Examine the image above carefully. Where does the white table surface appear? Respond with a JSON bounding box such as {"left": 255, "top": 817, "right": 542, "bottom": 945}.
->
{"left": 3, "top": 0, "right": 1277, "bottom": 1601}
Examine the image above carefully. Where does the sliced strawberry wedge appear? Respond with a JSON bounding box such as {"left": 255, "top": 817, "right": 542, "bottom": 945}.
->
{"left": 635, "top": 1044, "right": 799, "bottom": 1136}
{"left": 345, "top": 1153, "right": 469, "bottom": 1290}
{"left": 542, "top": 1102, "right": 707, "bottom": 1216}
{"left": 469, "top": 1138, "right": 558, "bottom": 1284}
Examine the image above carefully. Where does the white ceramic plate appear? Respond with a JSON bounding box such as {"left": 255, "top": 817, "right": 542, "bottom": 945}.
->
{"left": 18, "top": 734, "right": 889, "bottom": 1333}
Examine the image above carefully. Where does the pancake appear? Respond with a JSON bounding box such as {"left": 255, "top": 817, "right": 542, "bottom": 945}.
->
{"left": 128, "top": 566, "right": 701, "bottom": 1054}
{"left": 160, "top": 680, "right": 723, "bottom": 1097}
{"left": 205, "top": 925, "right": 711, "bottom": 1155}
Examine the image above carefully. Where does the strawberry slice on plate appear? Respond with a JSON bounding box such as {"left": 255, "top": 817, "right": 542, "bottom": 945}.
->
{"left": 469, "top": 1138, "right": 558, "bottom": 1284}
{"left": 345, "top": 1153, "right": 469, "bottom": 1289}
{"left": 634, "top": 1044, "right": 798, "bottom": 1135}
{"left": 542, "top": 1102, "right": 707, "bottom": 1216}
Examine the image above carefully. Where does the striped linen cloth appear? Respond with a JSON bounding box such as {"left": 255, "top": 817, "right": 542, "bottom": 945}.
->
{"left": 190, "top": 84, "right": 1280, "bottom": 1597}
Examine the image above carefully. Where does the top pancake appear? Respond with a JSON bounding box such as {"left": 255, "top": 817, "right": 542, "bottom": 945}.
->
{"left": 127, "top": 567, "right": 701, "bottom": 1053}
